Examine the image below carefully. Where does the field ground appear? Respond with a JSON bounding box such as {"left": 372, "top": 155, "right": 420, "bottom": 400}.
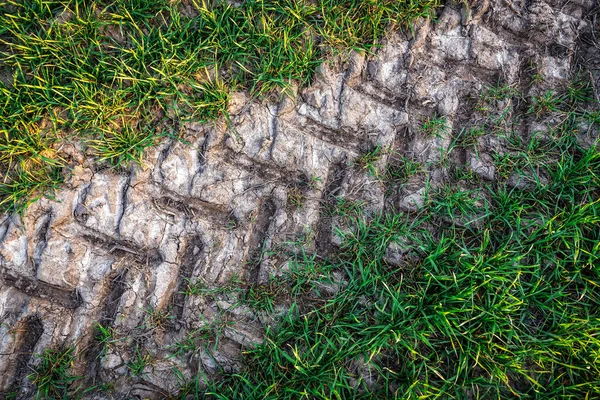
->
{"left": 1, "top": 0, "right": 599, "bottom": 399}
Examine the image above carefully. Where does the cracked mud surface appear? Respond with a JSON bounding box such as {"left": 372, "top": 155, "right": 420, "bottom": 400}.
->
{"left": 1, "top": 0, "right": 599, "bottom": 398}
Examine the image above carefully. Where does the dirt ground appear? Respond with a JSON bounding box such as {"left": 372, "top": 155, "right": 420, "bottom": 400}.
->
{"left": 1, "top": 0, "right": 598, "bottom": 398}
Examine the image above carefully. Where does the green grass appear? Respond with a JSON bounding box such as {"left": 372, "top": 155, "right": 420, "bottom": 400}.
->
{"left": 384, "top": 156, "right": 422, "bottom": 186}
{"left": 27, "top": 347, "right": 101, "bottom": 400}
{"left": 185, "top": 76, "right": 599, "bottom": 398}
{"left": 93, "top": 322, "right": 119, "bottom": 359}
{"left": 7, "top": 3, "right": 600, "bottom": 399}
{"left": 421, "top": 114, "right": 448, "bottom": 137}
{"left": 355, "top": 144, "right": 387, "bottom": 177}
{"left": 201, "top": 132, "right": 599, "bottom": 399}
{"left": 0, "top": 0, "right": 442, "bottom": 213}
{"left": 127, "top": 345, "right": 153, "bottom": 377}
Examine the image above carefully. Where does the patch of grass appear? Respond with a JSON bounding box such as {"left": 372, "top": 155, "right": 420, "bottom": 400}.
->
{"left": 354, "top": 144, "right": 386, "bottom": 177}
{"left": 383, "top": 156, "right": 421, "bottom": 186}
{"left": 87, "top": 121, "right": 163, "bottom": 166}
{"left": 476, "top": 82, "right": 519, "bottom": 113}
{"left": 242, "top": 279, "right": 288, "bottom": 313}
{"left": 564, "top": 75, "right": 595, "bottom": 106}
{"left": 0, "top": 166, "right": 63, "bottom": 213}
{"left": 127, "top": 346, "right": 152, "bottom": 377}
{"left": 484, "top": 82, "right": 519, "bottom": 102}
{"left": 531, "top": 72, "right": 545, "bottom": 85}
{"left": 199, "top": 121, "right": 599, "bottom": 398}
{"left": 28, "top": 347, "right": 87, "bottom": 400}
{"left": 284, "top": 249, "right": 337, "bottom": 298}
{"left": 0, "top": 0, "right": 442, "bottom": 213}
{"left": 326, "top": 197, "right": 366, "bottom": 219}
{"left": 450, "top": 162, "right": 482, "bottom": 185}
{"left": 143, "top": 305, "right": 175, "bottom": 330}
{"left": 454, "top": 126, "right": 485, "bottom": 151}
{"left": 170, "top": 318, "right": 233, "bottom": 357}
{"left": 429, "top": 184, "right": 490, "bottom": 227}
{"left": 421, "top": 114, "right": 448, "bottom": 137}
{"left": 287, "top": 186, "right": 305, "bottom": 208}
{"left": 584, "top": 109, "right": 600, "bottom": 126}
{"left": 94, "top": 323, "right": 119, "bottom": 359}
{"left": 492, "top": 130, "right": 561, "bottom": 183}
{"left": 527, "top": 90, "right": 563, "bottom": 116}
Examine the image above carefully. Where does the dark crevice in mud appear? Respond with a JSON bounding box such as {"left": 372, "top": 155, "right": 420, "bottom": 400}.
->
{"left": 0, "top": 216, "right": 11, "bottom": 245}
{"left": 392, "top": 125, "right": 412, "bottom": 157}
{"left": 516, "top": 55, "right": 536, "bottom": 98}
{"left": 334, "top": 60, "right": 355, "bottom": 130}
{"left": 548, "top": 42, "right": 570, "bottom": 59}
{"left": 73, "top": 182, "right": 93, "bottom": 224}
{"left": 353, "top": 82, "right": 409, "bottom": 112}
{"left": 156, "top": 138, "right": 175, "bottom": 184}
{"left": 245, "top": 197, "right": 276, "bottom": 284}
{"left": 574, "top": 6, "right": 600, "bottom": 71}
{"left": 315, "top": 160, "right": 347, "bottom": 257}
{"left": 0, "top": 267, "right": 81, "bottom": 309}
{"left": 79, "top": 225, "right": 163, "bottom": 265}
{"left": 132, "top": 378, "right": 173, "bottom": 398}
{"left": 32, "top": 210, "right": 52, "bottom": 275}
{"left": 190, "top": 132, "right": 211, "bottom": 193}
{"left": 154, "top": 191, "right": 232, "bottom": 228}
{"left": 115, "top": 172, "right": 132, "bottom": 236}
{"left": 383, "top": 132, "right": 410, "bottom": 213}
{"left": 3, "top": 315, "right": 44, "bottom": 395}
{"left": 85, "top": 268, "right": 129, "bottom": 380}
{"left": 222, "top": 147, "right": 306, "bottom": 184}
{"left": 168, "top": 236, "right": 204, "bottom": 330}
{"left": 268, "top": 102, "right": 281, "bottom": 160}
{"left": 101, "top": 269, "right": 130, "bottom": 326}
{"left": 292, "top": 116, "right": 363, "bottom": 151}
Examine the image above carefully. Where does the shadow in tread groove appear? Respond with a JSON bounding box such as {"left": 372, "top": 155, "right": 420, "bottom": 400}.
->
{"left": 315, "top": 160, "right": 347, "bottom": 257}
{"left": 245, "top": 197, "right": 277, "bottom": 284}
{"left": 168, "top": 235, "right": 204, "bottom": 330}
{"left": 2, "top": 315, "right": 44, "bottom": 396}
{"left": 85, "top": 268, "right": 130, "bottom": 380}
{"left": 0, "top": 267, "right": 81, "bottom": 309}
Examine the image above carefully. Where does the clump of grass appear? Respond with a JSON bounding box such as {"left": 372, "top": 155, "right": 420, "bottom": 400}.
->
{"left": 87, "top": 121, "right": 163, "bottom": 166}
{"left": 354, "top": 144, "right": 386, "bottom": 177}
{"left": 0, "top": 166, "right": 63, "bottom": 213}
{"left": 528, "top": 90, "right": 563, "bottom": 116}
{"left": 94, "top": 323, "right": 119, "bottom": 359}
{"left": 28, "top": 347, "right": 89, "bottom": 400}
{"left": 421, "top": 114, "right": 448, "bottom": 137}
{"left": 482, "top": 82, "right": 519, "bottom": 102}
{"left": 170, "top": 319, "right": 233, "bottom": 358}
{"left": 585, "top": 109, "right": 600, "bottom": 126}
{"left": 127, "top": 346, "right": 153, "bottom": 377}
{"left": 0, "top": 0, "right": 442, "bottom": 213}
{"left": 287, "top": 186, "right": 305, "bottom": 208}
{"left": 454, "top": 126, "right": 485, "bottom": 150}
{"left": 383, "top": 156, "right": 421, "bottom": 186}
{"left": 429, "top": 184, "right": 489, "bottom": 227}
{"left": 242, "top": 279, "right": 288, "bottom": 313}
{"left": 564, "top": 74, "right": 595, "bottom": 106}
{"left": 143, "top": 305, "right": 174, "bottom": 330}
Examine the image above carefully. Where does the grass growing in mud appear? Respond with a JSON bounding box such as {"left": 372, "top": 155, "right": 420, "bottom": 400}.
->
{"left": 190, "top": 77, "right": 599, "bottom": 399}
{"left": 19, "top": 76, "right": 600, "bottom": 399}
{"left": 199, "top": 137, "right": 599, "bottom": 399}
{"left": 4, "top": 1, "right": 599, "bottom": 399}
{"left": 0, "top": 0, "right": 441, "bottom": 213}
